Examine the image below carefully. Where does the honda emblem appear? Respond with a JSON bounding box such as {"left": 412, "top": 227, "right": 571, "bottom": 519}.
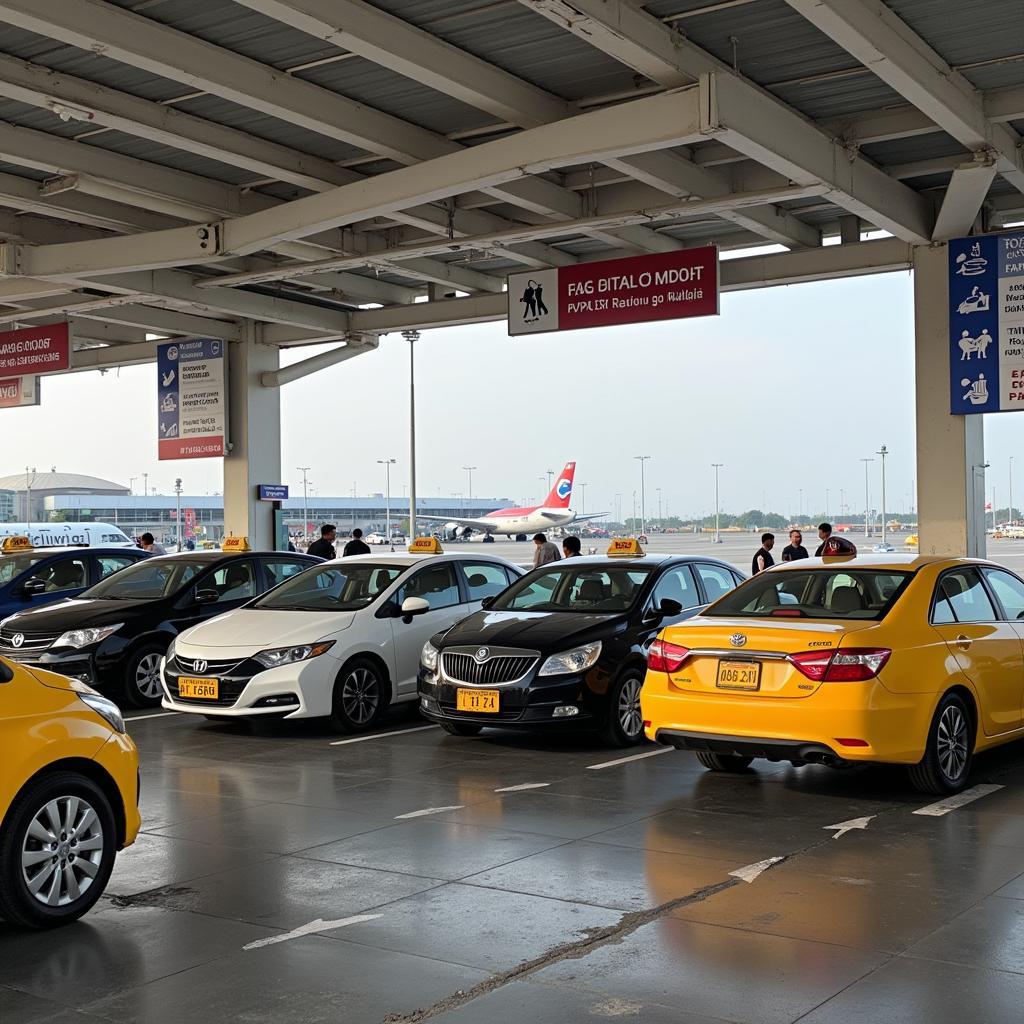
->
{"left": 192, "top": 659, "right": 208, "bottom": 674}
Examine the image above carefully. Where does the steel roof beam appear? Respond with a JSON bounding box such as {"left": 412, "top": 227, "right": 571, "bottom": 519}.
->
{"left": 783, "top": 0, "right": 1024, "bottom": 195}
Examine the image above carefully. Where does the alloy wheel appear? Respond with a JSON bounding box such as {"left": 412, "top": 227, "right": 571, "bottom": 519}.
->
{"left": 21, "top": 795, "right": 105, "bottom": 908}
{"left": 341, "top": 667, "right": 379, "bottom": 725}
{"left": 618, "top": 677, "right": 643, "bottom": 738}
{"left": 937, "top": 704, "right": 969, "bottom": 782}
{"left": 135, "top": 653, "right": 163, "bottom": 700}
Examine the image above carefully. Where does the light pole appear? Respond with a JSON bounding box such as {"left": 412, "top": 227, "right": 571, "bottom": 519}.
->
{"left": 580, "top": 483, "right": 586, "bottom": 514}
{"left": 129, "top": 476, "right": 138, "bottom": 496}
{"left": 860, "top": 458, "right": 874, "bottom": 538}
{"left": 632, "top": 490, "right": 638, "bottom": 531}
{"left": 174, "top": 477, "right": 182, "bottom": 550}
{"left": 1011, "top": 457, "right": 1015, "bottom": 526}
{"left": 825, "top": 488, "right": 830, "bottom": 523}
{"left": 403, "top": 330, "right": 420, "bottom": 539}
{"left": 546, "top": 468, "right": 554, "bottom": 494}
{"left": 635, "top": 455, "right": 650, "bottom": 537}
{"left": 615, "top": 493, "right": 622, "bottom": 526}
{"left": 297, "top": 466, "right": 311, "bottom": 546}
{"left": 657, "top": 487, "right": 662, "bottom": 525}
{"left": 24, "top": 465, "right": 35, "bottom": 521}
{"left": 711, "top": 463, "right": 724, "bottom": 543}
{"left": 463, "top": 465, "right": 477, "bottom": 510}
{"left": 378, "top": 459, "right": 396, "bottom": 546}
{"left": 877, "top": 445, "right": 889, "bottom": 545}
{"left": 142, "top": 472, "right": 148, "bottom": 504}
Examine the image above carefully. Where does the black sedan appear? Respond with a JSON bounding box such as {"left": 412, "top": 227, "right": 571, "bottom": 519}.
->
{"left": 0, "top": 550, "right": 319, "bottom": 707}
{"left": 418, "top": 553, "right": 745, "bottom": 745}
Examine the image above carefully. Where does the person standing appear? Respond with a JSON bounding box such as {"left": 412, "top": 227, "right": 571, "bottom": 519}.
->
{"left": 343, "top": 528, "right": 371, "bottom": 557}
{"left": 814, "top": 522, "right": 833, "bottom": 557}
{"left": 562, "top": 535, "right": 582, "bottom": 558}
{"left": 752, "top": 533, "right": 775, "bottom": 574}
{"left": 306, "top": 524, "right": 337, "bottom": 560}
{"left": 781, "top": 529, "right": 808, "bottom": 562}
{"left": 533, "top": 533, "right": 561, "bottom": 567}
{"left": 139, "top": 532, "right": 167, "bottom": 555}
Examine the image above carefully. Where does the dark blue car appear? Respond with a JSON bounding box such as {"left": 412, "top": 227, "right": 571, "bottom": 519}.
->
{"left": 0, "top": 546, "right": 149, "bottom": 620}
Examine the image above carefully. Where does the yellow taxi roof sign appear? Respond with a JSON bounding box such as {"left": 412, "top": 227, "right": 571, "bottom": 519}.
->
{"left": 221, "top": 535, "right": 252, "bottom": 552}
{"left": 607, "top": 537, "right": 645, "bottom": 558}
{"left": 1, "top": 535, "right": 33, "bottom": 553}
{"left": 409, "top": 536, "right": 444, "bottom": 554}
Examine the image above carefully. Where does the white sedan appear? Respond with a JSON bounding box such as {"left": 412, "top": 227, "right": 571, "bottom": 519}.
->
{"left": 160, "top": 551, "right": 523, "bottom": 732}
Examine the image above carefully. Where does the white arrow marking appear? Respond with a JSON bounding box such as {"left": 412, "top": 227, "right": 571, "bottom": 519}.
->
{"left": 494, "top": 783, "right": 550, "bottom": 792}
{"left": 824, "top": 815, "right": 876, "bottom": 840}
{"left": 243, "top": 914, "right": 382, "bottom": 950}
{"left": 394, "top": 805, "right": 465, "bottom": 820}
{"left": 729, "top": 856, "right": 785, "bottom": 883}
{"left": 912, "top": 784, "right": 1004, "bottom": 817}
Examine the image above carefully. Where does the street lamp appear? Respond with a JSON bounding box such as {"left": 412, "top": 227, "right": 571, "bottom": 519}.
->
{"left": 860, "top": 458, "right": 874, "bottom": 538}
{"left": 1011, "top": 457, "right": 1015, "bottom": 526}
{"left": 403, "top": 330, "right": 420, "bottom": 539}
{"left": 377, "top": 458, "right": 396, "bottom": 547}
{"left": 711, "top": 463, "right": 724, "bottom": 543}
{"left": 579, "top": 482, "right": 586, "bottom": 514}
{"left": 635, "top": 455, "right": 650, "bottom": 538}
{"left": 129, "top": 476, "right": 138, "bottom": 496}
{"left": 463, "top": 465, "right": 477, "bottom": 510}
{"left": 614, "top": 493, "right": 622, "bottom": 526}
{"left": 546, "top": 468, "right": 554, "bottom": 494}
{"left": 297, "top": 466, "right": 311, "bottom": 547}
{"left": 656, "top": 487, "right": 662, "bottom": 524}
{"left": 24, "top": 465, "right": 36, "bottom": 522}
{"left": 876, "top": 445, "right": 889, "bottom": 545}
{"left": 174, "top": 478, "right": 182, "bottom": 550}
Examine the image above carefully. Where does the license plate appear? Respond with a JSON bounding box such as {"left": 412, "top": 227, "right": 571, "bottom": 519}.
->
{"left": 178, "top": 676, "right": 219, "bottom": 699}
{"left": 716, "top": 660, "right": 761, "bottom": 691}
{"left": 456, "top": 688, "right": 499, "bottom": 713}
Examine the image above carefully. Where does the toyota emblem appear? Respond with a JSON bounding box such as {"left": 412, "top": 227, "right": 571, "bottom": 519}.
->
{"left": 474, "top": 647, "right": 490, "bottom": 662}
{"left": 10, "top": 633, "right": 24, "bottom": 649}
{"left": 192, "top": 659, "right": 208, "bottom": 674}
{"left": 729, "top": 633, "right": 747, "bottom": 648}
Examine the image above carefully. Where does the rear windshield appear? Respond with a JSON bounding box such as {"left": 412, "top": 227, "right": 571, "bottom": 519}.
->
{"left": 492, "top": 566, "right": 653, "bottom": 614}
{"left": 706, "top": 568, "right": 912, "bottom": 620}
{"left": 254, "top": 563, "right": 406, "bottom": 612}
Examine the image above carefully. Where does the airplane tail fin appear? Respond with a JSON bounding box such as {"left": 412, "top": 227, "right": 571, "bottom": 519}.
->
{"left": 544, "top": 462, "right": 576, "bottom": 509}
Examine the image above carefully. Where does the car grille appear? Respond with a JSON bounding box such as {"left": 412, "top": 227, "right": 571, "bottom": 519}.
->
{"left": 0, "top": 628, "right": 61, "bottom": 656}
{"left": 164, "top": 654, "right": 261, "bottom": 708}
{"left": 441, "top": 650, "right": 538, "bottom": 685}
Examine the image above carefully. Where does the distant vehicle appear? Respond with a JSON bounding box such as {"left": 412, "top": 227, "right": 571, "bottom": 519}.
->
{"left": 365, "top": 532, "right": 388, "bottom": 545}
{"left": 418, "top": 461, "right": 606, "bottom": 540}
{"left": 0, "top": 551, "right": 319, "bottom": 707}
{"left": 0, "top": 522, "right": 135, "bottom": 549}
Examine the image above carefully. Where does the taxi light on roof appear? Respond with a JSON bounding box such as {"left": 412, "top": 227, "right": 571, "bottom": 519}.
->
{"left": 0, "top": 536, "right": 32, "bottom": 553}
{"left": 409, "top": 536, "right": 443, "bottom": 554}
{"left": 221, "top": 535, "right": 251, "bottom": 552}
{"left": 607, "top": 538, "right": 644, "bottom": 558}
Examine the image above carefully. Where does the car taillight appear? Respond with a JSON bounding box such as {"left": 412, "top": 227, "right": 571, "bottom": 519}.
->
{"left": 788, "top": 648, "right": 891, "bottom": 682}
{"left": 648, "top": 639, "right": 690, "bottom": 673}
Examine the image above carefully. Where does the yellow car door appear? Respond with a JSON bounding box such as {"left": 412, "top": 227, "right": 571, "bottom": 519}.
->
{"left": 980, "top": 566, "right": 1024, "bottom": 724}
{"left": 930, "top": 566, "right": 1024, "bottom": 737}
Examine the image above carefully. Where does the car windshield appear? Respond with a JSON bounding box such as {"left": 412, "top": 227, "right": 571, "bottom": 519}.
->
{"left": 0, "top": 553, "right": 47, "bottom": 584}
{"left": 706, "top": 568, "right": 912, "bottom": 620}
{"left": 253, "top": 563, "right": 406, "bottom": 612}
{"left": 492, "top": 565, "right": 653, "bottom": 613}
{"left": 84, "top": 557, "right": 206, "bottom": 600}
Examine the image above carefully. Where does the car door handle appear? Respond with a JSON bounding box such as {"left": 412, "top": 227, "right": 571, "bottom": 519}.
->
{"left": 955, "top": 634, "right": 972, "bottom": 650}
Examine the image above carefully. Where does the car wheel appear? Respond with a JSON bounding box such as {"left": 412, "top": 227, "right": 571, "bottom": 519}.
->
{"left": 329, "top": 657, "right": 389, "bottom": 733}
{"left": 0, "top": 771, "right": 116, "bottom": 929}
{"left": 600, "top": 670, "right": 646, "bottom": 747}
{"left": 695, "top": 750, "right": 754, "bottom": 772}
{"left": 121, "top": 642, "right": 167, "bottom": 708}
{"left": 440, "top": 721, "right": 483, "bottom": 737}
{"left": 908, "top": 691, "right": 973, "bottom": 795}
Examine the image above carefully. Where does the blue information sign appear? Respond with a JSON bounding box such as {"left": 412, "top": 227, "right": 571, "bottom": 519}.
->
{"left": 258, "top": 484, "right": 289, "bottom": 501}
{"left": 949, "top": 231, "right": 1024, "bottom": 414}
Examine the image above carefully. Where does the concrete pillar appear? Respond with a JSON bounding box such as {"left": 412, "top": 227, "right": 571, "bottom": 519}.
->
{"left": 914, "top": 244, "right": 986, "bottom": 557}
{"left": 223, "top": 321, "right": 281, "bottom": 549}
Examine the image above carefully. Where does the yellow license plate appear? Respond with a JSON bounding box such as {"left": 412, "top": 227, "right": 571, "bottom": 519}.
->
{"left": 178, "top": 676, "right": 219, "bottom": 699}
{"left": 716, "top": 660, "right": 761, "bottom": 691}
{"left": 456, "top": 688, "right": 499, "bottom": 713}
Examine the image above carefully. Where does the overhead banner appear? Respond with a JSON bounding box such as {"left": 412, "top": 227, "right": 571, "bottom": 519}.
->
{"left": 157, "top": 338, "right": 227, "bottom": 460}
{"left": 507, "top": 246, "right": 719, "bottom": 336}
{"left": 949, "top": 230, "right": 1024, "bottom": 414}
{"left": 0, "top": 375, "right": 39, "bottom": 409}
{"left": 0, "top": 322, "right": 69, "bottom": 376}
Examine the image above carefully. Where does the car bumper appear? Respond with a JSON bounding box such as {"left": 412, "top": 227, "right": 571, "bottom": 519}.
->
{"left": 5, "top": 648, "right": 99, "bottom": 686}
{"left": 641, "top": 675, "right": 935, "bottom": 765}
{"left": 95, "top": 731, "right": 141, "bottom": 848}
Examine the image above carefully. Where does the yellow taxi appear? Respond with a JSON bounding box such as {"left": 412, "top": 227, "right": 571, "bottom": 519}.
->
{"left": 642, "top": 555, "right": 1024, "bottom": 794}
{"left": 0, "top": 656, "right": 139, "bottom": 927}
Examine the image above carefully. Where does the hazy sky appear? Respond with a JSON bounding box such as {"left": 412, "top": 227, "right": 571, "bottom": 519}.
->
{"left": 5, "top": 270, "right": 1022, "bottom": 520}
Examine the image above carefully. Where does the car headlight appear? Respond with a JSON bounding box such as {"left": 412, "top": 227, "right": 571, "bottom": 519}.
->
{"left": 538, "top": 641, "right": 602, "bottom": 677}
{"left": 253, "top": 641, "right": 335, "bottom": 669}
{"left": 166, "top": 637, "right": 176, "bottom": 662}
{"left": 421, "top": 641, "right": 439, "bottom": 672}
{"left": 54, "top": 623, "right": 123, "bottom": 649}
{"left": 76, "top": 689, "right": 126, "bottom": 733}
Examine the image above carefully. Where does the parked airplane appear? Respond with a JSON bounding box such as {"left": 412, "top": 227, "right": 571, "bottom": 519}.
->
{"left": 0, "top": 522, "right": 135, "bottom": 548}
{"left": 419, "top": 462, "right": 605, "bottom": 540}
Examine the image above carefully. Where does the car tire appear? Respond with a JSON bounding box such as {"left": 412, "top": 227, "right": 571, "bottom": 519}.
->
{"left": 0, "top": 771, "right": 117, "bottom": 929}
{"left": 440, "top": 721, "right": 483, "bottom": 737}
{"left": 329, "top": 657, "right": 389, "bottom": 733}
{"left": 695, "top": 750, "right": 754, "bottom": 772}
{"left": 599, "top": 669, "right": 646, "bottom": 747}
{"left": 121, "top": 642, "right": 168, "bottom": 709}
{"left": 908, "top": 691, "right": 974, "bottom": 795}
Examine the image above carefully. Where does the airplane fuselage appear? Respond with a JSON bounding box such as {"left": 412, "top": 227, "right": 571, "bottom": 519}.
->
{"left": 472, "top": 506, "right": 576, "bottom": 537}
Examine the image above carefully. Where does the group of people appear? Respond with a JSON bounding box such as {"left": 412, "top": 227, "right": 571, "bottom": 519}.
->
{"left": 306, "top": 524, "right": 373, "bottom": 559}
{"left": 532, "top": 532, "right": 581, "bottom": 566}
{"left": 751, "top": 522, "right": 857, "bottom": 574}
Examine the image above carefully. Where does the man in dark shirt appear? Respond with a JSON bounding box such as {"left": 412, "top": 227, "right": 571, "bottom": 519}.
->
{"left": 342, "top": 527, "right": 371, "bottom": 557}
{"left": 814, "top": 522, "right": 833, "bottom": 557}
{"left": 306, "top": 524, "right": 337, "bottom": 560}
{"left": 782, "top": 529, "right": 809, "bottom": 562}
{"left": 752, "top": 533, "right": 775, "bottom": 574}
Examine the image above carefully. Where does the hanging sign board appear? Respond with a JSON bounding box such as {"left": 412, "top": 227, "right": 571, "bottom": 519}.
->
{"left": 157, "top": 338, "right": 226, "bottom": 460}
{"left": 949, "top": 230, "right": 1024, "bottom": 414}
{"left": 0, "top": 375, "right": 39, "bottom": 408}
{"left": 507, "top": 246, "right": 719, "bottom": 337}
{"left": 0, "top": 322, "right": 69, "bottom": 376}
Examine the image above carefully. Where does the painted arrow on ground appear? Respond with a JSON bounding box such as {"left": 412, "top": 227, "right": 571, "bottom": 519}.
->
{"left": 824, "top": 815, "right": 876, "bottom": 840}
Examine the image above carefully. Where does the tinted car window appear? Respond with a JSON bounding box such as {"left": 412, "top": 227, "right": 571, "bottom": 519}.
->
{"left": 0, "top": 553, "right": 45, "bottom": 584}
{"left": 255, "top": 563, "right": 405, "bottom": 612}
{"left": 35, "top": 557, "right": 88, "bottom": 593}
{"left": 397, "top": 563, "right": 460, "bottom": 611}
{"left": 982, "top": 568, "right": 1024, "bottom": 620}
{"left": 86, "top": 558, "right": 205, "bottom": 600}
{"left": 204, "top": 562, "right": 256, "bottom": 604}
{"left": 495, "top": 566, "right": 652, "bottom": 613}
{"left": 695, "top": 563, "right": 737, "bottom": 604}
{"left": 264, "top": 558, "right": 310, "bottom": 588}
{"left": 97, "top": 555, "right": 139, "bottom": 579}
{"left": 936, "top": 568, "right": 997, "bottom": 623}
{"left": 652, "top": 565, "right": 700, "bottom": 609}
{"left": 459, "top": 562, "right": 510, "bottom": 601}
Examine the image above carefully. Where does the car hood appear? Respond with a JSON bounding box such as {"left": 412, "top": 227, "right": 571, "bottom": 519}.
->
{"left": 439, "top": 609, "right": 626, "bottom": 651}
{"left": 1, "top": 598, "right": 137, "bottom": 631}
{"left": 177, "top": 608, "right": 356, "bottom": 652}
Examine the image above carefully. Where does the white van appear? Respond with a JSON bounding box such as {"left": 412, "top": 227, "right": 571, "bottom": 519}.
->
{"left": 0, "top": 522, "right": 135, "bottom": 548}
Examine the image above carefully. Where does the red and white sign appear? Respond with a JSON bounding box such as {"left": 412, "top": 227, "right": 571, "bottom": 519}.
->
{"left": 184, "top": 508, "right": 196, "bottom": 539}
{"left": 0, "top": 322, "right": 69, "bottom": 376}
{"left": 0, "top": 374, "right": 39, "bottom": 409}
{"left": 507, "top": 247, "right": 718, "bottom": 336}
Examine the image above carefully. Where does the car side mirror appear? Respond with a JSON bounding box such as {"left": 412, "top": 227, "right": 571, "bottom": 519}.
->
{"left": 194, "top": 588, "right": 219, "bottom": 605}
{"left": 480, "top": 596, "right": 496, "bottom": 610}
{"left": 21, "top": 578, "right": 45, "bottom": 597}
{"left": 659, "top": 598, "right": 683, "bottom": 618}
{"left": 400, "top": 597, "right": 430, "bottom": 623}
